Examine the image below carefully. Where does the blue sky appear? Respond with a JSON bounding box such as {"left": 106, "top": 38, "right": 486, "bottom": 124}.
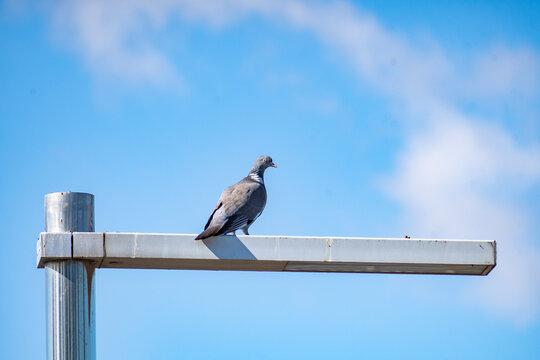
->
{"left": 1, "top": 0, "right": 540, "bottom": 358}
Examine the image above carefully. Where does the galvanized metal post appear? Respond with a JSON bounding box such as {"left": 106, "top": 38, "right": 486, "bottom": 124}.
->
{"left": 44, "top": 192, "right": 96, "bottom": 360}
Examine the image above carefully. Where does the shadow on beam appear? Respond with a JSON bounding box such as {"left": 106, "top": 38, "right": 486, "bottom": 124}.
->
{"left": 202, "top": 236, "right": 257, "bottom": 260}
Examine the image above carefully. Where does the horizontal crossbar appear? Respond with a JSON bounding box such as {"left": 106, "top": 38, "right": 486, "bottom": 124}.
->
{"left": 36, "top": 232, "right": 496, "bottom": 275}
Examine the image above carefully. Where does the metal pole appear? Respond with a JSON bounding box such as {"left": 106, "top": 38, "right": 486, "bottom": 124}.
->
{"left": 44, "top": 192, "right": 95, "bottom": 360}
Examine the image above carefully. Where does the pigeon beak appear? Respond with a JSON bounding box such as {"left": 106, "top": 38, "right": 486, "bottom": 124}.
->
{"left": 270, "top": 163, "right": 277, "bottom": 168}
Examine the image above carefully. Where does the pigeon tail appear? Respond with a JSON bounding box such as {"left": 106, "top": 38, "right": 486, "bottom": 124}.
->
{"left": 195, "top": 226, "right": 221, "bottom": 240}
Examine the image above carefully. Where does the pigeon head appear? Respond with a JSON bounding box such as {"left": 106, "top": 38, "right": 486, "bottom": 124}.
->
{"left": 250, "top": 155, "right": 277, "bottom": 175}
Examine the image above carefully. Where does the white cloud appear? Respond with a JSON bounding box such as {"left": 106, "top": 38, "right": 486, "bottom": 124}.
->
{"left": 384, "top": 114, "right": 540, "bottom": 324}
{"left": 470, "top": 243, "right": 540, "bottom": 326}
{"left": 37, "top": 0, "right": 540, "bottom": 323}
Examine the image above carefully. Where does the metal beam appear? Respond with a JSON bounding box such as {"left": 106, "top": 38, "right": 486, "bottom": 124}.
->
{"left": 37, "top": 232, "right": 496, "bottom": 275}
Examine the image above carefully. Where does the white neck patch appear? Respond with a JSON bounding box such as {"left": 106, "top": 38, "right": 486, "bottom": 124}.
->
{"left": 249, "top": 173, "right": 264, "bottom": 184}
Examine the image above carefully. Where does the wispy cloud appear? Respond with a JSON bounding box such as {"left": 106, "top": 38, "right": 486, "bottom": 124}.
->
{"left": 466, "top": 46, "right": 540, "bottom": 100}
{"left": 47, "top": 0, "right": 182, "bottom": 86}
{"left": 39, "top": 1, "right": 540, "bottom": 105}
{"left": 36, "top": 0, "right": 540, "bottom": 323}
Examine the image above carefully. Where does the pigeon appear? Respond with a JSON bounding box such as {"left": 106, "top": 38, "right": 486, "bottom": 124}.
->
{"left": 195, "top": 155, "right": 276, "bottom": 240}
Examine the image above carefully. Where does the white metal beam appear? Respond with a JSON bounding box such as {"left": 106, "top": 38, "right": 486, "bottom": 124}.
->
{"left": 37, "top": 232, "right": 496, "bottom": 275}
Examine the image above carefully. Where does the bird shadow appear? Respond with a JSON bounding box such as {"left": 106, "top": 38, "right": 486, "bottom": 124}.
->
{"left": 202, "top": 235, "right": 257, "bottom": 260}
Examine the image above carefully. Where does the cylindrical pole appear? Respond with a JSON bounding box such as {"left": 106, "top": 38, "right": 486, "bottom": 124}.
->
{"left": 44, "top": 192, "right": 96, "bottom": 360}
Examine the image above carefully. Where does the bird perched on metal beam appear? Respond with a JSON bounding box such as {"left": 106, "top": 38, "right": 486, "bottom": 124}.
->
{"left": 195, "top": 155, "right": 277, "bottom": 240}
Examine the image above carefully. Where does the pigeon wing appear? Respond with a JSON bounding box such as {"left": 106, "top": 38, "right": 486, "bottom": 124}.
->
{"left": 203, "top": 202, "right": 222, "bottom": 230}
